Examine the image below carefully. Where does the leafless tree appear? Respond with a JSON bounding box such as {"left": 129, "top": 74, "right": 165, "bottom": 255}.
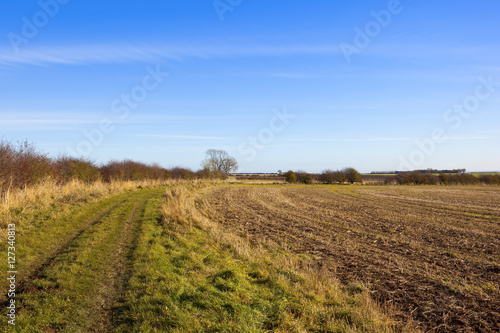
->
{"left": 202, "top": 149, "right": 238, "bottom": 176}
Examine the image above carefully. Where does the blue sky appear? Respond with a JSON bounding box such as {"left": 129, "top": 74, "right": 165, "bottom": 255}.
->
{"left": 1, "top": 0, "right": 499, "bottom": 173}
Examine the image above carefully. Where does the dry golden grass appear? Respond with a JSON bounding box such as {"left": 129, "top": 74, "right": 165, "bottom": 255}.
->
{"left": 0, "top": 178, "right": 201, "bottom": 239}
{"left": 161, "top": 184, "right": 402, "bottom": 332}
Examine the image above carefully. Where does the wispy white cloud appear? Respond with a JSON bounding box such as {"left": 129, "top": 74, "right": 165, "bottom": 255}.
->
{"left": 368, "top": 44, "right": 500, "bottom": 60}
{"left": 146, "top": 145, "right": 234, "bottom": 152}
{"left": 284, "top": 136, "right": 498, "bottom": 143}
{"left": 284, "top": 137, "right": 418, "bottom": 142}
{"left": 230, "top": 71, "right": 340, "bottom": 79}
{"left": 0, "top": 116, "right": 98, "bottom": 128}
{"left": 135, "top": 134, "right": 238, "bottom": 140}
{"left": 144, "top": 147, "right": 205, "bottom": 153}
{"left": 0, "top": 118, "right": 94, "bottom": 125}
{"left": 0, "top": 114, "right": 99, "bottom": 131}
{"left": 0, "top": 43, "right": 339, "bottom": 67}
{"left": 476, "top": 130, "right": 500, "bottom": 134}
{"left": 2, "top": 41, "right": 497, "bottom": 70}
{"left": 447, "top": 135, "right": 498, "bottom": 140}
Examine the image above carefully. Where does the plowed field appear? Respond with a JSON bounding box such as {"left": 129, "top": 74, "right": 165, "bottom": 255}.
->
{"left": 203, "top": 185, "right": 500, "bottom": 332}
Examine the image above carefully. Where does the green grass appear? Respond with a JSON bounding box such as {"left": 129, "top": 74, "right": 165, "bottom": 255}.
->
{"left": 470, "top": 172, "right": 500, "bottom": 176}
{"left": 113, "top": 187, "right": 392, "bottom": 333}
{"left": 0, "top": 189, "right": 131, "bottom": 304}
{"left": 3, "top": 188, "right": 164, "bottom": 332}
{"left": 1, "top": 188, "right": 169, "bottom": 298}
{"left": 115, "top": 196, "right": 312, "bottom": 332}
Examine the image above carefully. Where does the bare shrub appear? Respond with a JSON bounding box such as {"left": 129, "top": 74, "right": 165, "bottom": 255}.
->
{"left": 100, "top": 160, "right": 173, "bottom": 182}
{"left": 320, "top": 169, "right": 346, "bottom": 184}
{"left": 295, "top": 170, "right": 314, "bottom": 184}
{"left": 0, "top": 141, "right": 15, "bottom": 194}
{"left": 169, "top": 167, "right": 196, "bottom": 180}
{"left": 284, "top": 170, "right": 297, "bottom": 183}
{"left": 343, "top": 167, "right": 363, "bottom": 184}
{"left": 479, "top": 174, "right": 500, "bottom": 185}
{"left": 2, "top": 141, "right": 53, "bottom": 189}
{"left": 54, "top": 156, "right": 101, "bottom": 184}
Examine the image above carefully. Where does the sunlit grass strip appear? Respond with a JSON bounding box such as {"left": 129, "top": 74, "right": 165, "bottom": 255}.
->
{"left": 115, "top": 185, "right": 397, "bottom": 332}
{"left": 9, "top": 188, "right": 163, "bottom": 332}
{"left": 0, "top": 189, "right": 132, "bottom": 306}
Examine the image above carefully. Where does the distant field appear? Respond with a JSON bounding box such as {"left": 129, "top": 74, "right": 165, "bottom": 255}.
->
{"left": 366, "top": 173, "right": 500, "bottom": 176}
{"left": 229, "top": 174, "right": 286, "bottom": 184}
{"left": 470, "top": 172, "right": 500, "bottom": 177}
{"left": 1, "top": 183, "right": 499, "bottom": 332}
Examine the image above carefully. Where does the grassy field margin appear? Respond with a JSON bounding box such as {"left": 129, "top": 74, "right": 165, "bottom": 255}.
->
{"left": 2, "top": 182, "right": 408, "bottom": 332}
{"left": 115, "top": 183, "right": 399, "bottom": 332}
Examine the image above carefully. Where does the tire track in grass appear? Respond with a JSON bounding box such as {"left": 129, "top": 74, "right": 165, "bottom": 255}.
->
{"left": 2, "top": 187, "right": 165, "bottom": 332}
{"left": 0, "top": 193, "right": 132, "bottom": 307}
{"left": 110, "top": 195, "right": 164, "bottom": 332}
{"left": 0, "top": 199, "right": 125, "bottom": 308}
{"left": 112, "top": 195, "right": 163, "bottom": 333}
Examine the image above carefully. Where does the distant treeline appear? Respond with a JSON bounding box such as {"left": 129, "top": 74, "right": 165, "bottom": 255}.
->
{"left": 389, "top": 172, "right": 500, "bottom": 185}
{"left": 371, "top": 169, "right": 466, "bottom": 174}
{"left": 2, "top": 140, "right": 497, "bottom": 194}
{"left": 289, "top": 169, "right": 499, "bottom": 185}
{"left": 284, "top": 168, "right": 363, "bottom": 184}
{"left": 0, "top": 140, "right": 218, "bottom": 195}
{"left": 233, "top": 173, "right": 279, "bottom": 175}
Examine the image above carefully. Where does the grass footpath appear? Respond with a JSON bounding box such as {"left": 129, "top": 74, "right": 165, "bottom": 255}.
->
{"left": 0, "top": 182, "right": 168, "bottom": 300}
{"left": 1, "top": 187, "right": 165, "bottom": 332}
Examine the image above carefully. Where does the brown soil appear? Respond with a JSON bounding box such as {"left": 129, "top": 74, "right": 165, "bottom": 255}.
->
{"left": 202, "top": 185, "right": 500, "bottom": 332}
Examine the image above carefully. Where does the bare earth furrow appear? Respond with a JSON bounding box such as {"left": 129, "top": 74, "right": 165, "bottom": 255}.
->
{"left": 205, "top": 185, "right": 500, "bottom": 332}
